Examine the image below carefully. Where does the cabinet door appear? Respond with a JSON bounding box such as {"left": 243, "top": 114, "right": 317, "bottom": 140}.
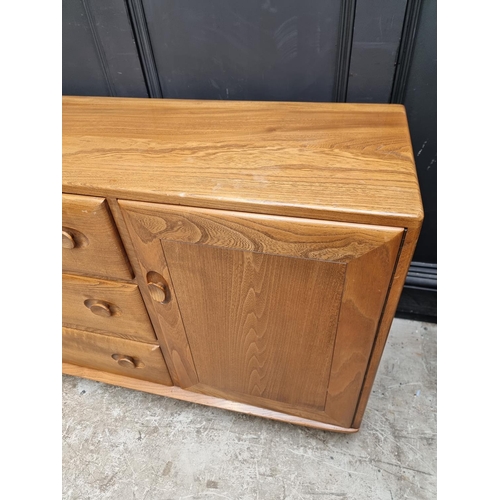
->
{"left": 120, "top": 201, "right": 403, "bottom": 428}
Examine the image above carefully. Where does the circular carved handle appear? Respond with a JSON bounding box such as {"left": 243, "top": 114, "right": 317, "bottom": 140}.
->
{"left": 148, "top": 281, "right": 168, "bottom": 303}
{"left": 62, "top": 229, "right": 75, "bottom": 249}
{"left": 146, "top": 272, "right": 170, "bottom": 304}
{"left": 84, "top": 299, "right": 115, "bottom": 317}
{"left": 89, "top": 302, "right": 112, "bottom": 317}
{"left": 112, "top": 354, "right": 136, "bottom": 368}
{"left": 62, "top": 227, "right": 89, "bottom": 249}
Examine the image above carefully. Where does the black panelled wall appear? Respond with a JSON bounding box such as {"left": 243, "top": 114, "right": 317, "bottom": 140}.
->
{"left": 62, "top": 0, "right": 148, "bottom": 96}
{"left": 62, "top": 0, "right": 436, "bottom": 321}
{"left": 346, "top": 0, "right": 407, "bottom": 103}
{"left": 391, "top": 0, "right": 436, "bottom": 321}
{"left": 143, "top": 0, "right": 343, "bottom": 102}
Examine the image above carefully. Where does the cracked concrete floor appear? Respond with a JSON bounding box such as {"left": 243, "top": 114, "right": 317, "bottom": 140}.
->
{"left": 62, "top": 319, "right": 437, "bottom": 500}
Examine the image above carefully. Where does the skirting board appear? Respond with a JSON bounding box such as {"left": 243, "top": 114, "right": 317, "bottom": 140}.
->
{"left": 396, "top": 261, "right": 436, "bottom": 322}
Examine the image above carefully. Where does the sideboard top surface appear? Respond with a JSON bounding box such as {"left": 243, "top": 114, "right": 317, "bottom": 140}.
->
{"left": 62, "top": 96, "right": 423, "bottom": 227}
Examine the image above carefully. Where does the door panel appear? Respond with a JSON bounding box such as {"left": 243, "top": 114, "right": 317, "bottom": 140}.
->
{"left": 324, "top": 232, "right": 403, "bottom": 426}
{"left": 120, "top": 200, "right": 404, "bottom": 426}
{"left": 162, "top": 241, "right": 345, "bottom": 410}
{"left": 123, "top": 203, "right": 402, "bottom": 262}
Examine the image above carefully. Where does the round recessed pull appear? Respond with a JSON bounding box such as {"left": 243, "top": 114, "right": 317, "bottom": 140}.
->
{"left": 62, "top": 227, "right": 89, "bottom": 249}
{"left": 146, "top": 271, "right": 170, "bottom": 304}
{"left": 111, "top": 354, "right": 136, "bottom": 368}
{"left": 62, "top": 229, "right": 75, "bottom": 249}
{"left": 89, "top": 302, "right": 111, "bottom": 317}
{"left": 148, "top": 281, "right": 168, "bottom": 303}
{"left": 84, "top": 299, "right": 118, "bottom": 317}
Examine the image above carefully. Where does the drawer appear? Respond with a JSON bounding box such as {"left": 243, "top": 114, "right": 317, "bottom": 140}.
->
{"left": 62, "top": 327, "right": 172, "bottom": 385}
{"left": 62, "top": 274, "right": 157, "bottom": 343}
{"left": 62, "top": 194, "right": 133, "bottom": 280}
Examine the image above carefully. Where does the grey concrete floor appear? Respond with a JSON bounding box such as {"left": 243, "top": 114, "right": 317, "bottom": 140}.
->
{"left": 62, "top": 319, "right": 436, "bottom": 500}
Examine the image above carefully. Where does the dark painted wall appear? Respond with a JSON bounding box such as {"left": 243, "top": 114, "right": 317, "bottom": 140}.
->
{"left": 62, "top": 0, "right": 148, "bottom": 97}
{"left": 400, "top": 0, "right": 436, "bottom": 264}
{"left": 346, "top": 0, "right": 407, "bottom": 103}
{"left": 143, "top": 0, "right": 343, "bottom": 102}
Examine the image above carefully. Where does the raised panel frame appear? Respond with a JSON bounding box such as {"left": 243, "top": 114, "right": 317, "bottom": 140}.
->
{"left": 120, "top": 200, "right": 404, "bottom": 427}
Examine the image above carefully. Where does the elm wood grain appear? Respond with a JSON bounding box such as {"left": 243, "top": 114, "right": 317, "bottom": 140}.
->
{"left": 162, "top": 233, "right": 403, "bottom": 427}
{"left": 350, "top": 135, "right": 423, "bottom": 429}
{"left": 324, "top": 230, "right": 403, "bottom": 427}
{"left": 121, "top": 201, "right": 404, "bottom": 427}
{"left": 63, "top": 97, "right": 423, "bottom": 228}
{"left": 352, "top": 225, "right": 421, "bottom": 429}
{"left": 62, "top": 327, "right": 172, "bottom": 386}
{"left": 119, "top": 202, "right": 199, "bottom": 389}
{"left": 62, "top": 274, "right": 157, "bottom": 343}
{"left": 119, "top": 202, "right": 404, "bottom": 263}
{"left": 162, "top": 241, "right": 346, "bottom": 412}
{"left": 62, "top": 363, "right": 358, "bottom": 433}
{"left": 118, "top": 199, "right": 402, "bottom": 396}
{"left": 177, "top": 383, "right": 346, "bottom": 427}
{"left": 62, "top": 98, "right": 424, "bottom": 431}
{"left": 106, "top": 198, "right": 176, "bottom": 388}
{"left": 62, "top": 194, "right": 133, "bottom": 280}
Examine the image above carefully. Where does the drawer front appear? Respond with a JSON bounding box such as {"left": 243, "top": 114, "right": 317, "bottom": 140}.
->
{"left": 62, "top": 274, "right": 157, "bottom": 343}
{"left": 62, "top": 327, "right": 172, "bottom": 385}
{"left": 62, "top": 194, "right": 133, "bottom": 280}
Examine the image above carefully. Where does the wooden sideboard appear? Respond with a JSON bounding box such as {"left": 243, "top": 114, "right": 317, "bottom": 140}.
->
{"left": 62, "top": 96, "right": 423, "bottom": 432}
